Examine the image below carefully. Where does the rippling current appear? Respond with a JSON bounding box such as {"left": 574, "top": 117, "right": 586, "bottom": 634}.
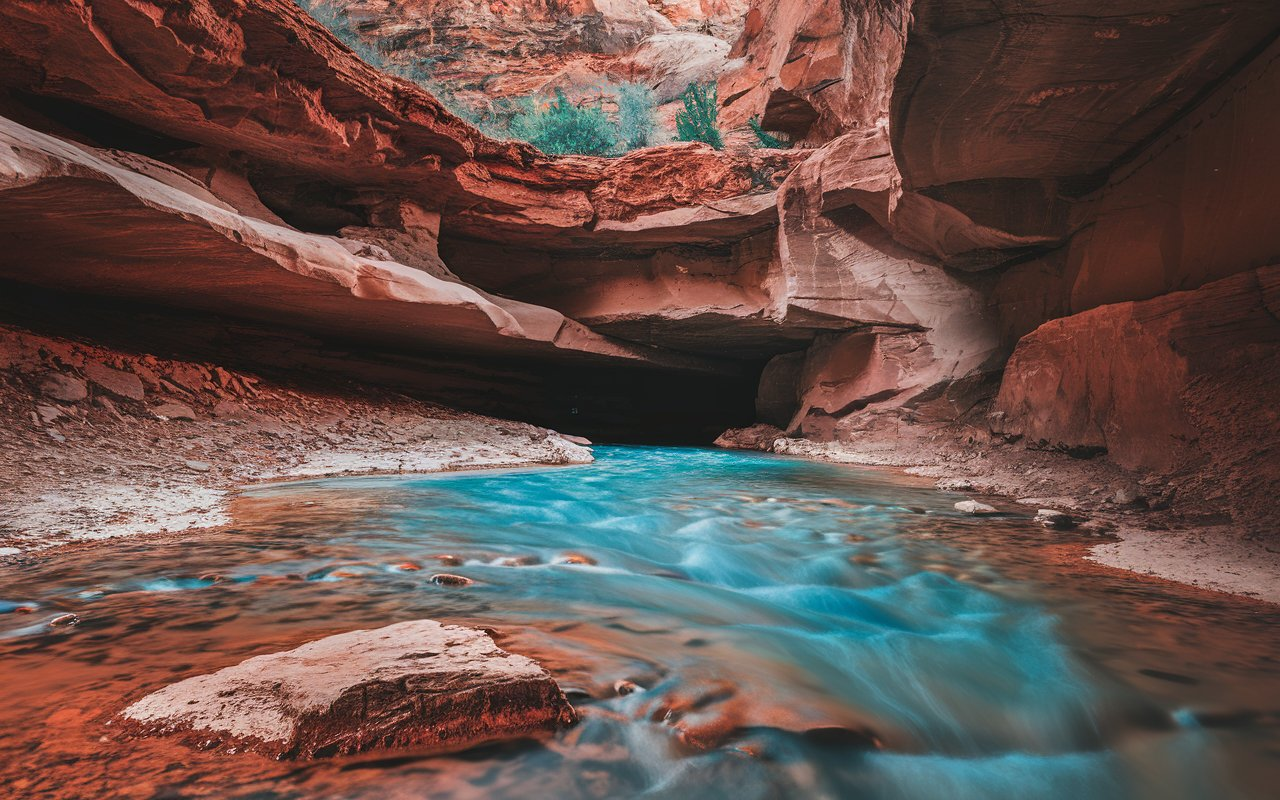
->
{"left": 1, "top": 446, "right": 1278, "bottom": 799}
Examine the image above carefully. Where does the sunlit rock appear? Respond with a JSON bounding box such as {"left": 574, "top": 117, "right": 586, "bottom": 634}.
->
{"left": 121, "top": 620, "right": 577, "bottom": 759}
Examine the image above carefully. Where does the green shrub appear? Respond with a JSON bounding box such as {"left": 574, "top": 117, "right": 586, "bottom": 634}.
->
{"left": 675, "top": 83, "right": 723, "bottom": 150}
{"left": 509, "top": 89, "right": 619, "bottom": 156}
{"left": 616, "top": 82, "right": 657, "bottom": 150}
{"left": 748, "top": 116, "right": 791, "bottom": 149}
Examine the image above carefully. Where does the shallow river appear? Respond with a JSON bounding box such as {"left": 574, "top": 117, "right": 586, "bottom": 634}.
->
{"left": 1, "top": 446, "right": 1278, "bottom": 798}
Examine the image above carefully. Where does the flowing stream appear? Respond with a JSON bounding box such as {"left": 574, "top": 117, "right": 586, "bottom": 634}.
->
{"left": 1, "top": 446, "right": 1278, "bottom": 798}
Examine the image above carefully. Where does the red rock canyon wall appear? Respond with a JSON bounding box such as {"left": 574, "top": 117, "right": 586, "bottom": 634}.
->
{"left": 0, "top": 0, "right": 1277, "bottom": 524}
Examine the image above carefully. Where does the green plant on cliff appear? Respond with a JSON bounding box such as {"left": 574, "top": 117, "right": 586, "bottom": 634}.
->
{"left": 616, "top": 82, "right": 657, "bottom": 150}
{"left": 675, "top": 82, "right": 723, "bottom": 150}
{"left": 748, "top": 116, "right": 791, "bottom": 149}
{"left": 509, "top": 89, "right": 619, "bottom": 156}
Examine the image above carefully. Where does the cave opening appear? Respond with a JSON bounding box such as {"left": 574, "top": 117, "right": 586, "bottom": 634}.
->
{"left": 0, "top": 282, "right": 762, "bottom": 446}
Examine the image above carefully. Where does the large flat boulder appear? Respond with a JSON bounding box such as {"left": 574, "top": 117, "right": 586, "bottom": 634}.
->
{"left": 121, "top": 620, "right": 578, "bottom": 759}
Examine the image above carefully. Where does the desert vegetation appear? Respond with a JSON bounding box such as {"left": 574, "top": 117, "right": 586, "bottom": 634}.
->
{"left": 675, "top": 83, "right": 724, "bottom": 149}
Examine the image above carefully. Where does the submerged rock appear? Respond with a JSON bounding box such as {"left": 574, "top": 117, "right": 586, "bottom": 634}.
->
{"left": 120, "top": 620, "right": 577, "bottom": 759}
{"left": 556, "top": 552, "right": 597, "bottom": 566}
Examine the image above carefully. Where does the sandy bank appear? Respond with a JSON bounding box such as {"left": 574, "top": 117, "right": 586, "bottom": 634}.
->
{"left": 0, "top": 324, "right": 591, "bottom": 556}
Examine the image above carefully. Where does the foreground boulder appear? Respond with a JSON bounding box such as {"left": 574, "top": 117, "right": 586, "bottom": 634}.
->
{"left": 121, "top": 620, "right": 578, "bottom": 759}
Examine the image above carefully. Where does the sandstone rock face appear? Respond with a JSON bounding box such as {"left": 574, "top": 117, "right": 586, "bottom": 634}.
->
{"left": 0, "top": 116, "right": 721, "bottom": 374}
{"left": 994, "top": 266, "right": 1280, "bottom": 528}
{"left": 891, "top": 1, "right": 1280, "bottom": 189}
{"left": 0, "top": 0, "right": 765, "bottom": 237}
{"left": 303, "top": 0, "right": 745, "bottom": 118}
{"left": 719, "top": 0, "right": 908, "bottom": 143}
{"left": 1054, "top": 33, "right": 1280, "bottom": 314}
{"left": 122, "top": 620, "right": 578, "bottom": 759}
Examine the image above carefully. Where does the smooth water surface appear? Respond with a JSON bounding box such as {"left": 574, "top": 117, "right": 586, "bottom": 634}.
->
{"left": 1, "top": 446, "right": 1278, "bottom": 799}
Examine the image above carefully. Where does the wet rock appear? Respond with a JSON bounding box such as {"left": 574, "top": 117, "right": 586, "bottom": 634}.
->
{"left": 560, "top": 434, "right": 592, "bottom": 446}
{"left": 496, "top": 555, "right": 541, "bottom": 567}
{"left": 152, "top": 402, "right": 197, "bottom": 421}
{"left": 431, "top": 554, "right": 464, "bottom": 567}
{"left": 1035, "top": 509, "right": 1077, "bottom": 530}
{"left": 430, "top": 573, "right": 474, "bottom": 587}
{"left": 48, "top": 613, "right": 79, "bottom": 627}
{"left": 613, "top": 680, "right": 643, "bottom": 696}
{"left": 391, "top": 561, "right": 422, "bottom": 572}
{"left": 954, "top": 500, "right": 998, "bottom": 516}
{"left": 714, "top": 424, "right": 785, "bottom": 452}
{"left": 120, "top": 620, "right": 578, "bottom": 759}
{"left": 84, "top": 362, "right": 145, "bottom": 402}
{"left": 39, "top": 373, "right": 87, "bottom": 403}
{"left": 556, "top": 553, "right": 598, "bottom": 566}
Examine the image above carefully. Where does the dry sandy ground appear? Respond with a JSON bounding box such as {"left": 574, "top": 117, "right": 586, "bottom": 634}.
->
{"left": 0, "top": 324, "right": 591, "bottom": 556}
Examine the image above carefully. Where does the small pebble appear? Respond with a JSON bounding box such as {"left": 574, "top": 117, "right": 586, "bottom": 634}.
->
{"left": 49, "top": 613, "right": 79, "bottom": 628}
{"left": 496, "top": 555, "right": 540, "bottom": 567}
{"left": 614, "top": 680, "right": 643, "bottom": 696}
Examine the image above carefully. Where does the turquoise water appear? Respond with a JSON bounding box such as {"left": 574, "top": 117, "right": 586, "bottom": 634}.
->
{"left": 1, "top": 446, "right": 1277, "bottom": 798}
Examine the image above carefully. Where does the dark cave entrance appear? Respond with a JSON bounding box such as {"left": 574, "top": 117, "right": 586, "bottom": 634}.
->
{"left": 0, "top": 283, "right": 761, "bottom": 445}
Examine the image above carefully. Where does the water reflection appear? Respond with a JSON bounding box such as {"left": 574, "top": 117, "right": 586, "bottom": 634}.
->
{"left": 0, "top": 446, "right": 1277, "bottom": 798}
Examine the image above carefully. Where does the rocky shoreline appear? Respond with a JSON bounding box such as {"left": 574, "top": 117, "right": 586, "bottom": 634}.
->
{"left": 0, "top": 324, "right": 592, "bottom": 557}
{"left": 718, "top": 426, "right": 1280, "bottom": 605}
